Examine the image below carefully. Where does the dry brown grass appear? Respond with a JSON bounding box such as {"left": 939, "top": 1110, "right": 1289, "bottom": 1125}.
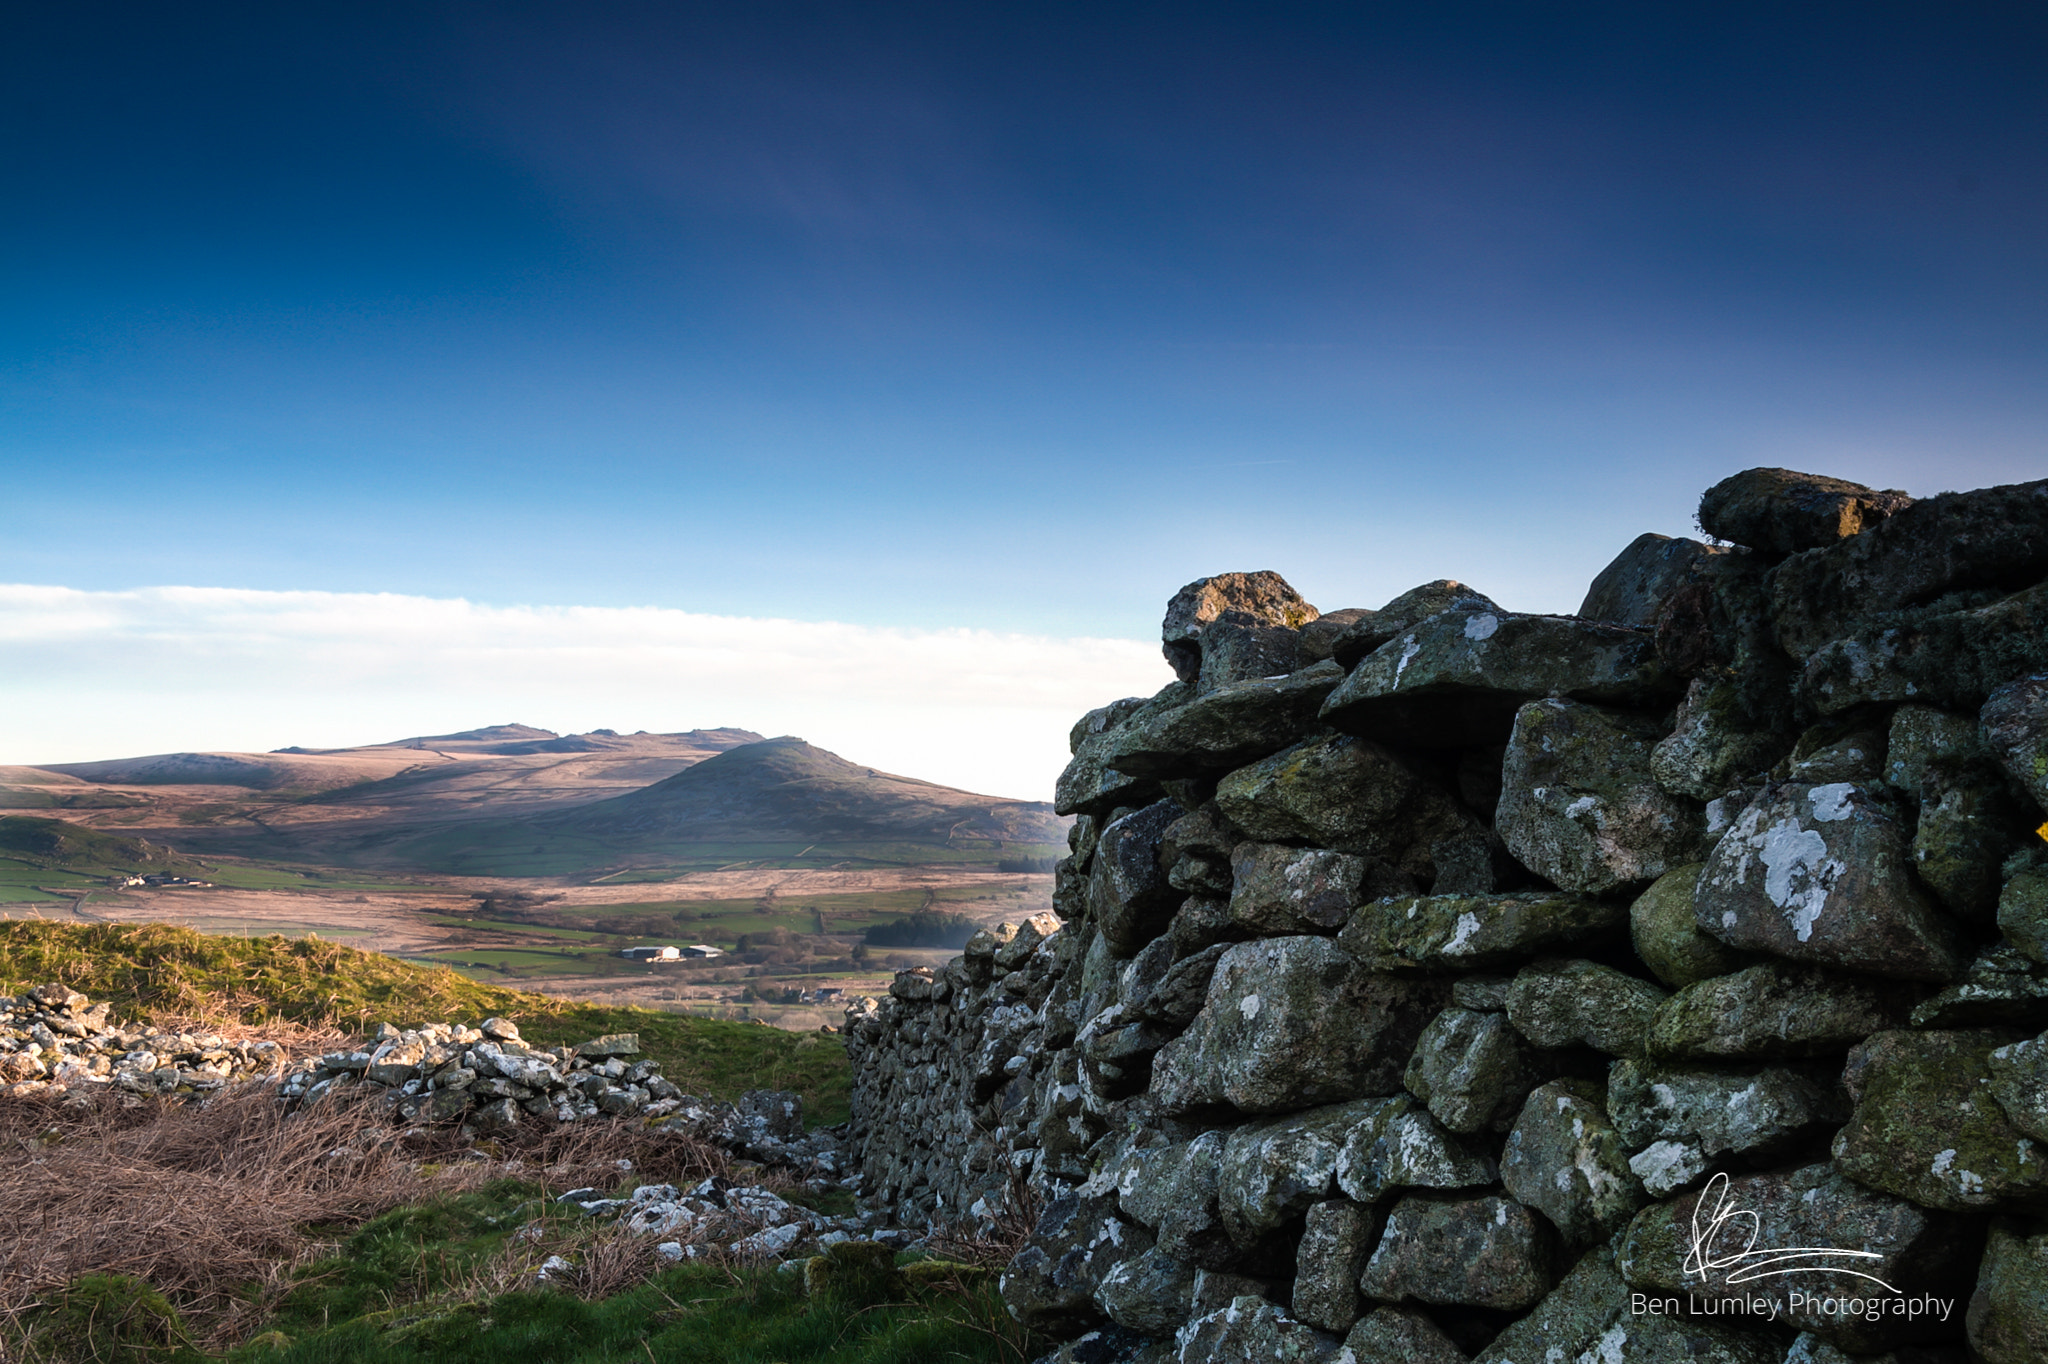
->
{"left": 0, "top": 1079, "right": 733, "bottom": 1356}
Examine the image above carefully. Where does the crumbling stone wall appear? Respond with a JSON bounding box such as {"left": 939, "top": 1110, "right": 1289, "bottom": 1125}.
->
{"left": 847, "top": 469, "right": 2048, "bottom": 1363}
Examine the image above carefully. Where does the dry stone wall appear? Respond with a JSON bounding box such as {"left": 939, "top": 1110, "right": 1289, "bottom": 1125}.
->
{"left": 844, "top": 469, "right": 2048, "bottom": 1364}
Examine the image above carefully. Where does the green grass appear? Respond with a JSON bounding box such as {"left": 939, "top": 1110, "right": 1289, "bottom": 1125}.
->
{"left": 0, "top": 920, "right": 852, "bottom": 1124}
{"left": 205, "top": 1182, "right": 1029, "bottom": 1364}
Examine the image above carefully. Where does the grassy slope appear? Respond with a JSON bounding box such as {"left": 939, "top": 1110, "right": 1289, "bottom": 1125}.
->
{"left": 0, "top": 921, "right": 851, "bottom": 1124}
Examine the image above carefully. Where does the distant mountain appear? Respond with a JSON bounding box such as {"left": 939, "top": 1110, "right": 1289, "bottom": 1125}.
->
{"left": 403, "top": 736, "right": 1069, "bottom": 875}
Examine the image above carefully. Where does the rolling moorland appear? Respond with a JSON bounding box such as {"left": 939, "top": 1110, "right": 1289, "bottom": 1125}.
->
{"left": 0, "top": 727, "right": 1068, "bottom": 1025}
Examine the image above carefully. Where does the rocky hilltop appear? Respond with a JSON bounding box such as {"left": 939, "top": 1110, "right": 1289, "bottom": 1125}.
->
{"left": 842, "top": 469, "right": 2048, "bottom": 1363}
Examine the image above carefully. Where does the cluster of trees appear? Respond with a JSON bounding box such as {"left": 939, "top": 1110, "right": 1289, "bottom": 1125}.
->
{"left": 996, "top": 856, "right": 1058, "bottom": 873}
{"left": 862, "top": 911, "right": 977, "bottom": 949}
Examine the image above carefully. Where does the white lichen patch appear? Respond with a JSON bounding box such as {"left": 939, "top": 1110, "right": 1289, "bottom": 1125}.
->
{"left": 1759, "top": 818, "right": 1844, "bottom": 941}
{"left": 1807, "top": 783, "right": 1858, "bottom": 822}
{"left": 1464, "top": 612, "right": 1500, "bottom": 641}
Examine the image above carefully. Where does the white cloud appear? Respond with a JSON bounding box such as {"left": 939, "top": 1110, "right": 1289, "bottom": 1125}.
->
{"left": 0, "top": 584, "right": 1170, "bottom": 801}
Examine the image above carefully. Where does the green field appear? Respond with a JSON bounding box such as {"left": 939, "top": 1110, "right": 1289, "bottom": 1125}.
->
{"left": 400, "top": 826, "right": 1065, "bottom": 879}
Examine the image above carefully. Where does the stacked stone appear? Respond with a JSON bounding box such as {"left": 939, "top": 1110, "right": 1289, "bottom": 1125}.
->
{"left": 840, "top": 909, "right": 1069, "bottom": 1230}
{"left": 277, "top": 1018, "right": 844, "bottom": 1170}
{"left": 846, "top": 471, "right": 2048, "bottom": 1363}
{"left": 0, "top": 984, "right": 284, "bottom": 1095}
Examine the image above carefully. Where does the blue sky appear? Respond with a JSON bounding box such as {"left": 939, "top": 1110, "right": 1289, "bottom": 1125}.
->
{"left": 3, "top": 3, "right": 2044, "bottom": 794}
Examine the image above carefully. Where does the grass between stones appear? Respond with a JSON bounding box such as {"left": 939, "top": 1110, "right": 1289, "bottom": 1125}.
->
{"left": 0, "top": 920, "right": 852, "bottom": 1122}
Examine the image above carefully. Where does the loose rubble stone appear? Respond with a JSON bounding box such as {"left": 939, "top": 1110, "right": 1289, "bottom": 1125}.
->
{"left": 1500, "top": 1079, "right": 1645, "bottom": 1247}
{"left": 1342, "top": 1307, "right": 1468, "bottom": 1364}
{"left": 1631, "top": 864, "right": 1748, "bottom": 989}
{"left": 1497, "top": 699, "right": 1703, "bottom": 895}
{"left": 1646, "top": 961, "right": 1918, "bottom": 1061}
{"left": 1403, "top": 1007, "right": 1549, "bottom": 1135}
{"left": 1969, "top": 1220, "right": 2048, "bottom": 1364}
{"left": 1477, "top": 1245, "right": 1781, "bottom": 1364}
{"left": 1329, "top": 581, "right": 1503, "bottom": 669}
{"left": 1215, "top": 735, "right": 1477, "bottom": 881}
{"left": 1174, "top": 1297, "right": 1341, "bottom": 1364}
{"left": 1149, "top": 936, "right": 1448, "bottom": 1114}
{"left": 1337, "top": 892, "right": 1625, "bottom": 974}
{"left": 1358, "top": 1194, "right": 1553, "bottom": 1312}
{"left": 1620, "top": 1163, "right": 1980, "bottom": 1350}
{"left": 1698, "top": 467, "right": 1913, "bottom": 557}
{"left": 1579, "top": 533, "right": 1732, "bottom": 629}
{"left": 1109, "top": 663, "right": 1344, "bottom": 778}
{"left": 1161, "top": 572, "right": 1320, "bottom": 684}
{"left": 1291, "top": 1200, "right": 1379, "bottom": 1333}
{"left": 1833, "top": 1029, "right": 2048, "bottom": 1212}
{"left": 1229, "top": 843, "right": 1368, "bottom": 935}
{"left": 1693, "top": 781, "right": 1964, "bottom": 982}
{"left": 1505, "top": 959, "right": 1667, "bottom": 1059}
{"left": 1911, "top": 944, "right": 2048, "bottom": 1028}
{"left": 1321, "top": 608, "right": 1673, "bottom": 749}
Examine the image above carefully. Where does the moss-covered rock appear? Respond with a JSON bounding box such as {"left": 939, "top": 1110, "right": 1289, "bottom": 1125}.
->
{"left": 1984, "top": 672, "right": 2048, "bottom": 816}
{"left": 1360, "top": 1194, "right": 1554, "bottom": 1311}
{"left": 2005, "top": 864, "right": 2048, "bottom": 967}
{"left": 1630, "top": 862, "right": 1748, "bottom": 989}
{"left": 1798, "top": 580, "right": 2048, "bottom": 715}
{"left": 1215, "top": 735, "right": 1478, "bottom": 882}
{"left": 1647, "top": 961, "right": 1918, "bottom": 1060}
{"left": 1505, "top": 958, "right": 1667, "bottom": 1059}
{"left": 1336, "top": 890, "right": 1626, "bottom": 973}
{"left": 1291, "top": 1199, "right": 1379, "bottom": 1334}
{"left": 1229, "top": 843, "right": 1367, "bottom": 935}
{"left": 1342, "top": 1305, "right": 1466, "bottom": 1364}
{"left": 1500, "top": 1078, "right": 1646, "bottom": 1247}
{"left": 1834, "top": 1028, "right": 2048, "bottom": 1212}
{"left": 1321, "top": 607, "right": 1674, "bottom": 749}
{"left": 1403, "top": 1005, "right": 1549, "bottom": 1135}
{"left": 1496, "top": 699, "right": 1703, "bottom": 895}
{"left": 1650, "top": 677, "right": 1794, "bottom": 801}
{"left": 1477, "top": 1244, "right": 1782, "bottom": 1364}
{"left": 1693, "top": 781, "right": 1964, "bottom": 982}
{"left": 1161, "top": 571, "right": 1320, "bottom": 684}
{"left": 1968, "top": 1219, "right": 2048, "bottom": 1364}
{"left": 1330, "top": 1093, "right": 1497, "bottom": 1205}
{"left": 1698, "top": 466, "right": 1912, "bottom": 558}
{"left": 1057, "top": 686, "right": 1183, "bottom": 817}
{"left": 1608, "top": 1058, "right": 1846, "bottom": 1167}
{"left": 1108, "top": 662, "right": 1343, "bottom": 778}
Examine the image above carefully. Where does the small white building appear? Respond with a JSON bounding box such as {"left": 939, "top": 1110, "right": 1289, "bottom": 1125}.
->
{"left": 620, "top": 945, "right": 681, "bottom": 962}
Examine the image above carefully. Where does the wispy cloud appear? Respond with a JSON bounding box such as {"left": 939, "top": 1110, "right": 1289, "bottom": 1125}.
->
{"left": 0, "top": 585, "right": 1168, "bottom": 801}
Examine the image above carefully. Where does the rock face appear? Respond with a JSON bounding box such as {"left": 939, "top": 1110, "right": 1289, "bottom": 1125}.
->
{"left": 841, "top": 468, "right": 2048, "bottom": 1361}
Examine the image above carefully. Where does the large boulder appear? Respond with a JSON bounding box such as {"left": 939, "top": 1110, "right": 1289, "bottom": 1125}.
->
{"left": 1619, "top": 1163, "right": 1981, "bottom": 1351}
{"left": 1693, "top": 782, "right": 1965, "bottom": 982}
{"left": 1697, "top": 467, "right": 1912, "bottom": 557}
{"left": 1834, "top": 1028, "right": 2048, "bottom": 1212}
{"left": 1149, "top": 937, "right": 1448, "bottom": 1114}
{"left": 1578, "top": 533, "right": 1733, "bottom": 628}
{"left": 1336, "top": 891, "right": 1625, "bottom": 973}
{"left": 1358, "top": 1194, "right": 1553, "bottom": 1311}
{"left": 1496, "top": 699, "right": 1704, "bottom": 894}
{"left": 1161, "top": 572, "right": 1319, "bottom": 684}
{"left": 1646, "top": 961, "right": 1919, "bottom": 1061}
{"left": 1107, "top": 663, "right": 1344, "bottom": 778}
{"left": 1214, "top": 735, "right": 1477, "bottom": 882}
{"left": 1969, "top": 1219, "right": 2048, "bottom": 1364}
{"left": 1320, "top": 607, "right": 1673, "bottom": 749}
{"left": 1768, "top": 476, "right": 2048, "bottom": 661}
{"left": 1402, "top": 1006, "right": 1550, "bottom": 1135}
{"left": 1499, "top": 1079, "right": 1646, "bottom": 1246}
